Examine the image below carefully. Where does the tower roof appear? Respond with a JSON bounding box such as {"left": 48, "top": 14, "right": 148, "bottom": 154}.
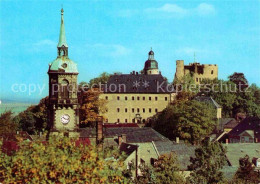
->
{"left": 57, "top": 8, "right": 68, "bottom": 48}
{"left": 144, "top": 49, "right": 158, "bottom": 71}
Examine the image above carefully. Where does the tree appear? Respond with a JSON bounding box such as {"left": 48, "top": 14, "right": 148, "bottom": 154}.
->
{"left": 79, "top": 89, "right": 107, "bottom": 125}
{"left": 233, "top": 155, "right": 260, "bottom": 183}
{"left": 89, "top": 72, "right": 111, "bottom": 87}
{"left": 188, "top": 139, "right": 226, "bottom": 184}
{"left": 0, "top": 136, "right": 129, "bottom": 183}
{"left": 228, "top": 72, "right": 249, "bottom": 90}
{"left": 150, "top": 100, "right": 216, "bottom": 144}
{"left": 136, "top": 154, "right": 184, "bottom": 184}
{"left": 13, "top": 97, "right": 48, "bottom": 134}
{"left": 153, "top": 154, "right": 185, "bottom": 184}
{"left": 0, "top": 111, "right": 17, "bottom": 134}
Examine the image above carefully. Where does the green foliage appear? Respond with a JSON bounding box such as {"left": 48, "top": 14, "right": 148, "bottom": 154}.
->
{"left": 150, "top": 100, "right": 216, "bottom": 144}
{"left": 136, "top": 154, "right": 184, "bottom": 184}
{"left": 89, "top": 72, "right": 111, "bottom": 87}
{"left": 188, "top": 139, "right": 226, "bottom": 184}
{"left": 0, "top": 136, "right": 129, "bottom": 183}
{"left": 14, "top": 97, "right": 48, "bottom": 134}
{"left": 233, "top": 155, "right": 260, "bottom": 183}
{"left": 228, "top": 72, "right": 248, "bottom": 89}
{"left": 0, "top": 110, "right": 17, "bottom": 134}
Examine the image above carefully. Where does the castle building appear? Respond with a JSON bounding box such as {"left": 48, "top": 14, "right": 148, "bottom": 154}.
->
{"left": 99, "top": 50, "right": 175, "bottom": 124}
{"left": 48, "top": 9, "right": 79, "bottom": 136}
{"left": 175, "top": 60, "right": 218, "bottom": 84}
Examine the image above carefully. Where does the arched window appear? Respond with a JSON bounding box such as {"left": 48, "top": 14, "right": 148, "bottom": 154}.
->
{"left": 211, "top": 70, "right": 214, "bottom": 74}
{"left": 61, "top": 79, "right": 69, "bottom": 98}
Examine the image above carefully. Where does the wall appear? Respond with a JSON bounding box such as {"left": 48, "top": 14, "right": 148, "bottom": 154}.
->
{"left": 100, "top": 93, "right": 171, "bottom": 123}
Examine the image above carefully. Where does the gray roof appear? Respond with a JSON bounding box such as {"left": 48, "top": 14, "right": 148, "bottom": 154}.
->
{"left": 154, "top": 141, "right": 196, "bottom": 170}
{"left": 120, "top": 142, "right": 138, "bottom": 156}
{"left": 194, "top": 96, "right": 221, "bottom": 108}
{"left": 79, "top": 127, "right": 169, "bottom": 143}
{"left": 105, "top": 127, "right": 169, "bottom": 143}
{"left": 224, "top": 143, "right": 260, "bottom": 167}
{"left": 103, "top": 74, "right": 171, "bottom": 93}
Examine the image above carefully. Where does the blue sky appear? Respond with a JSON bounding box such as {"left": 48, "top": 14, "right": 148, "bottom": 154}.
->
{"left": 0, "top": 0, "right": 259, "bottom": 102}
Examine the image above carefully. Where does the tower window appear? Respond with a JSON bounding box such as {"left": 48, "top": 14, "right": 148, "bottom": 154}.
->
{"left": 132, "top": 119, "right": 135, "bottom": 123}
{"left": 149, "top": 97, "right": 151, "bottom": 101}
{"left": 117, "top": 96, "right": 120, "bottom": 100}
{"left": 117, "top": 119, "right": 120, "bottom": 123}
{"left": 155, "top": 108, "right": 158, "bottom": 113}
{"left": 61, "top": 79, "right": 69, "bottom": 99}
{"left": 125, "top": 119, "right": 128, "bottom": 123}
{"left": 125, "top": 96, "right": 128, "bottom": 100}
{"left": 132, "top": 108, "right": 135, "bottom": 113}
{"left": 149, "top": 108, "right": 152, "bottom": 113}
{"left": 143, "top": 108, "right": 145, "bottom": 113}
{"left": 155, "top": 97, "right": 158, "bottom": 101}
{"left": 196, "top": 78, "right": 198, "bottom": 82}
{"left": 137, "top": 97, "right": 140, "bottom": 100}
{"left": 143, "top": 97, "right": 145, "bottom": 100}
{"left": 211, "top": 70, "right": 214, "bottom": 74}
{"left": 132, "top": 96, "right": 135, "bottom": 100}
{"left": 105, "top": 96, "right": 108, "bottom": 100}
{"left": 165, "top": 97, "right": 168, "bottom": 101}
{"left": 137, "top": 108, "right": 140, "bottom": 113}
{"left": 117, "top": 108, "right": 120, "bottom": 112}
{"left": 125, "top": 108, "right": 128, "bottom": 113}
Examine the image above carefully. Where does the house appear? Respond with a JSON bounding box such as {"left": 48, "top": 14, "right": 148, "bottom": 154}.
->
{"left": 227, "top": 117, "right": 260, "bottom": 143}
{"left": 224, "top": 143, "right": 260, "bottom": 179}
{"left": 252, "top": 157, "right": 260, "bottom": 168}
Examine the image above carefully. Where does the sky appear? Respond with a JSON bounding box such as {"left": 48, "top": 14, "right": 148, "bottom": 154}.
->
{"left": 0, "top": 0, "right": 260, "bottom": 103}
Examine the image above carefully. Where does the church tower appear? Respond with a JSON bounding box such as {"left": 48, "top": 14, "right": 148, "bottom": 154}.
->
{"left": 48, "top": 9, "right": 79, "bottom": 137}
{"left": 143, "top": 49, "right": 159, "bottom": 75}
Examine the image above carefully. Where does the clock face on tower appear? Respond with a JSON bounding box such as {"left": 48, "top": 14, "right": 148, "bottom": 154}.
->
{"left": 60, "top": 114, "right": 70, "bottom": 125}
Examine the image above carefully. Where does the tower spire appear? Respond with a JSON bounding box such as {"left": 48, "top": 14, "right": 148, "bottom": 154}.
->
{"left": 57, "top": 8, "right": 68, "bottom": 57}
{"left": 58, "top": 8, "right": 68, "bottom": 47}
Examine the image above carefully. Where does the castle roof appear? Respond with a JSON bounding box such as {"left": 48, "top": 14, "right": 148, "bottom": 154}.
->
{"left": 103, "top": 73, "right": 171, "bottom": 94}
{"left": 49, "top": 57, "right": 78, "bottom": 73}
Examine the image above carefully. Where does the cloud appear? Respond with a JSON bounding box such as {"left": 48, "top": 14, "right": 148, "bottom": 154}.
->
{"left": 85, "top": 44, "right": 131, "bottom": 57}
{"left": 33, "top": 39, "right": 56, "bottom": 47}
{"left": 196, "top": 3, "right": 216, "bottom": 16}
{"left": 145, "top": 4, "right": 188, "bottom": 15}
{"left": 118, "top": 3, "right": 216, "bottom": 18}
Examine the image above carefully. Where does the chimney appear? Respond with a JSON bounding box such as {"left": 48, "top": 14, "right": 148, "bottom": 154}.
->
{"left": 118, "top": 134, "right": 127, "bottom": 146}
{"left": 176, "top": 137, "right": 179, "bottom": 144}
{"left": 225, "top": 139, "right": 229, "bottom": 144}
{"left": 96, "top": 116, "right": 103, "bottom": 144}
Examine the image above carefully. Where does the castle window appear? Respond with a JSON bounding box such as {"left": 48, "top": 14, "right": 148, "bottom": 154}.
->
{"left": 61, "top": 79, "right": 69, "bottom": 99}
{"left": 149, "top": 97, "right": 151, "bottom": 101}
{"left": 143, "top": 97, "right": 145, "bottom": 100}
{"left": 117, "top": 108, "right": 120, "bottom": 112}
{"left": 132, "top": 119, "right": 135, "bottom": 123}
{"left": 117, "top": 96, "right": 120, "bottom": 100}
{"left": 125, "top": 96, "right": 128, "bottom": 100}
{"left": 106, "top": 119, "right": 108, "bottom": 123}
{"left": 165, "top": 97, "right": 168, "bottom": 101}
{"left": 149, "top": 108, "right": 152, "bottom": 113}
{"left": 117, "top": 119, "right": 120, "bottom": 123}
{"left": 125, "top": 119, "right": 128, "bottom": 123}
{"left": 137, "top": 96, "right": 140, "bottom": 100}
{"left": 125, "top": 108, "right": 128, "bottom": 113}
{"left": 105, "top": 96, "right": 108, "bottom": 100}
{"left": 137, "top": 108, "right": 140, "bottom": 113}
{"left": 155, "top": 97, "right": 158, "bottom": 101}
{"left": 196, "top": 78, "right": 198, "bottom": 82}
{"left": 143, "top": 108, "right": 145, "bottom": 113}
{"left": 155, "top": 108, "right": 158, "bottom": 113}
{"left": 132, "top": 108, "right": 134, "bottom": 113}
{"left": 211, "top": 70, "right": 214, "bottom": 74}
{"left": 132, "top": 96, "right": 135, "bottom": 100}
